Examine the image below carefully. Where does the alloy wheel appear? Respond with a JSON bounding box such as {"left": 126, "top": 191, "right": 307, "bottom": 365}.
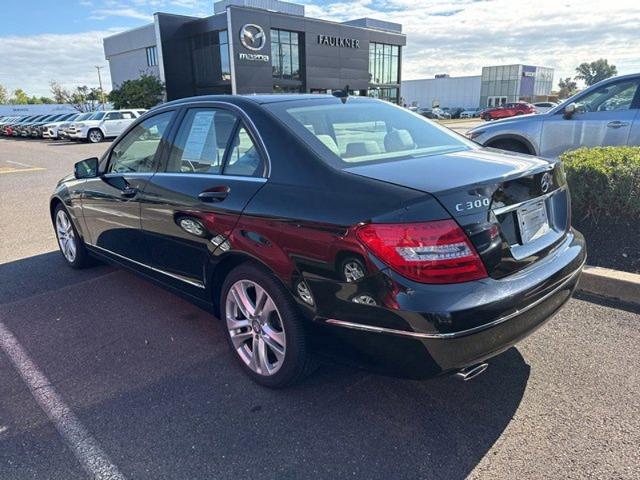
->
{"left": 55, "top": 210, "right": 77, "bottom": 263}
{"left": 89, "top": 130, "right": 103, "bottom": 143}
{"left": 225, "top": 280, "right": 286, "bottom": 376}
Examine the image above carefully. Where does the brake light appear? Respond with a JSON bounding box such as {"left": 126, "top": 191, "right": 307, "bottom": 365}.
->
{"left": 355, "top": 220, "right": 488, "bottom": 284}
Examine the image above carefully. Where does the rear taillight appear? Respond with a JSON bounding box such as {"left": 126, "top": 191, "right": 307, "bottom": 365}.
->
{"left": 355, "top": 220, "right": 488, "bottom": 284}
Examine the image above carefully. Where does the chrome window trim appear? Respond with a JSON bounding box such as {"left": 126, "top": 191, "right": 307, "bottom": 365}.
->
{"left": 87, "top": 243, "right": 205, "bottom": 289}
{"left": 325, "top": 258, "right": 585, "bottom": 340}
{"left": 151, "top": 172, "right": 267, "bottom": 183}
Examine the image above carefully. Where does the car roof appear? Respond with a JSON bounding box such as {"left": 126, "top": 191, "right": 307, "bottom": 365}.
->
{"left": 161, "top": 93, "right": 378, "bottom": 109}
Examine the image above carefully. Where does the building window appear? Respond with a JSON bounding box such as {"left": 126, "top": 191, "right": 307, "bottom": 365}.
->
{"left": 369, "top": 43, "right": 399, "bottom": 86}
{"left": 146, "top": 46, "right": 158, "bottom": 67}
{"left": 191, "top": 30, "right": 231, "bottom": 87}
{"left": 271, "top": 29, "right": 301, "bottom": 81}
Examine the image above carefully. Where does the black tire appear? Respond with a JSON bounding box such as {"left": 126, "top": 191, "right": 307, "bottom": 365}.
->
{"left": 87, "top": 128, "right": 103, "bottom": 143}
{"left": 488, "top": 139, "right": 532, "bottom": 155}
{"left": 220, "top": 262, "right": 317, "bottom": 388}
{"left": 53, "top": 204, "right": 93, "bottom": 269}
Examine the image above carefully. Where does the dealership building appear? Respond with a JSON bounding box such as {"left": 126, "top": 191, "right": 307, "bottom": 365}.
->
{"left": 104, "top": 0, "right": 405, "bottom": 103}
{"left": 402, "top": 64, "right": 555, "bottom": 109}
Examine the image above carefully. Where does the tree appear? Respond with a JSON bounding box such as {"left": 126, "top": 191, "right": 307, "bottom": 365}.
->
{"left": 11, "top": 89, "right": 29, "bottom": 104}
{"left": 557, "top": 77, "right": 578, "bottom": 99}
{"left": 109, "top": 74, "right": 165, "bottom": 109}
{"left": 50, "top": 80, "right": 70, "bottom": 104}
{"left": 66, "top": 86, "right": 104, "bottom": 112}
{"left": 575, "top": 59, "right": 617, "bottom": 86}
{"left": 0, "top": 84, "right": 8, "bottom": 104}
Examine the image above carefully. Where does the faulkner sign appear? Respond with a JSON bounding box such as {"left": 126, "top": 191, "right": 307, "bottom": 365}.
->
{"left": 317, "top": 34, "right": 360, "bottom": 48}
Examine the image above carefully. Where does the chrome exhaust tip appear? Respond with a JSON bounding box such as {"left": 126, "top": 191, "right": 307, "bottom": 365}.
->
{"left": 454, "top": 362, "right": 488, "bottom": 381}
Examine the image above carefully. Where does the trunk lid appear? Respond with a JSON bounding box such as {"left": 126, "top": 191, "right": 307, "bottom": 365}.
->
{"left": 346, "top": 148, "right": 570, "bottom": 278}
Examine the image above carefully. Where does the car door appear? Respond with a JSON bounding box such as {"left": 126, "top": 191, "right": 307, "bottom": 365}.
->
{"left": 539, "top": 77, "right": 640, "bottom": 158}
{"left": 81, "top": 110, "right": 175, "bottom": 264}
{"left": 102, "top": 111, "right": 124, "bottom": 137}
{"left": 140, "top": 105, "right": 267, "bottom": 288}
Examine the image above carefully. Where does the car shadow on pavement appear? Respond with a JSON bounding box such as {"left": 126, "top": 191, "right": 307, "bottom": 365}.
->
{"left": 0, "top": 253, "right": 530, "bottom": 480}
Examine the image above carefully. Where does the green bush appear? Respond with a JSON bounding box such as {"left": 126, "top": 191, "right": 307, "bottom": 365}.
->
{"left": 561, "top": 146, "right": 640, "bottom": 222}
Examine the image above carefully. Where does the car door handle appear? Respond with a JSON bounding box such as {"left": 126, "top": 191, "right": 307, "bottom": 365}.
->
{"left": 198, "top": 187, "right": 230, "bottom": 203}
{"left": 607, "top": 121, "right": 629, "bottom": 128}
{"left": 120, "top": 186, "right": 138, "bottom": 198}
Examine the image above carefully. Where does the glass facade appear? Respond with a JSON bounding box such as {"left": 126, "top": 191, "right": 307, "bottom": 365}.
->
{"left": 369, "top": 42, "right": 399, "bottom": 85}
{"left": 480, "top": 65, "right": 554, "bottom": 107}
{"left": 368, "top": 42, "right": 400, "bottom": 103}
{"left": 191, "top": 30, "right": 231, "bottom": 93}
{"left": 271, "top": 29, "right": 301, "bottom": 81}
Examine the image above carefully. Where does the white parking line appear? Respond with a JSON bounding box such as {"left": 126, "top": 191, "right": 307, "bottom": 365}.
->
{"left": 6, "top": 160, "right": 34, "bottom": 167}
{"left": 0, "top": 321, "right": 126, "bottom": 480}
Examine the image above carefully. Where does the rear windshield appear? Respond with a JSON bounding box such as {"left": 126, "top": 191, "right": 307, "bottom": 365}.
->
{"left": 265, "top": 98, "right": 472, "bottom": 168}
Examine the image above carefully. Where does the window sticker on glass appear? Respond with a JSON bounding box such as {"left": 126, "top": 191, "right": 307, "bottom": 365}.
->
{"left": 182, "top": 111, "right": 217, "bottom": 161}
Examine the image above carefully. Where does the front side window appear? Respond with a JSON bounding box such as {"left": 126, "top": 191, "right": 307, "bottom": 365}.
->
{"left": 224, "top": 126, "right": 263, "bottom": 177}
{"left": 266, "top": 98, "right": 472, "bottom": 168}
{"left": 167, "top": 108, "right": 237, "bottom": 174}
{"left": 108, "top": 112, "right": 173, "bottom": 174}
{"left": 105, "top": 112, "right": 123, "bottom": 121}
{"left": 575, "top": 79, "right": 640, "bottom": 112}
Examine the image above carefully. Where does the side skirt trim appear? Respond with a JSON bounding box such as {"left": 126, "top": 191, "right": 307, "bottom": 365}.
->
{"left": 87, "top": 243, "right": 205, "bottom": 289}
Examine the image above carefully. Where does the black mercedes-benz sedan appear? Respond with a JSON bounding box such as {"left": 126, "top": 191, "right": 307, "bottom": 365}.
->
{"left": 50, "top": 95, "right": 586, "bottom": 388}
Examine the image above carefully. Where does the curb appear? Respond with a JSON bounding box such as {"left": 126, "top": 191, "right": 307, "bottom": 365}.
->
{"left": 578, "top": 266, "right": 640, "bottom": 306}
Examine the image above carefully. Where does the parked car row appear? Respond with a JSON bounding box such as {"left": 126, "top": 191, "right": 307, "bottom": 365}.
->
{"left": 0, "top": 108, "right": 146, "bottom": 143}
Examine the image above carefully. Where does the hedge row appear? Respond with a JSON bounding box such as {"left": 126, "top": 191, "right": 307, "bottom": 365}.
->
{"left": 560, "top": 146, "right": 640, "bottom": 221}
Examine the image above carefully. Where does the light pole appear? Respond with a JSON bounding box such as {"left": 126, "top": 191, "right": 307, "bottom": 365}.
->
{"left": 95, "top": 66, "right": 106, "bottom": 109}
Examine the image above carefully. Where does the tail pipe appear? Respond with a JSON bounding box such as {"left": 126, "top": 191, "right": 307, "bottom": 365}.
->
{"left": 454, "top": 362, "right": 488, "bottom": 381}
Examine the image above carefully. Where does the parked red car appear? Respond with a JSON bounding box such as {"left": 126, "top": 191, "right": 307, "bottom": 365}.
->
{"left": 481, "top": 102, "right": 536, "bottom": 121}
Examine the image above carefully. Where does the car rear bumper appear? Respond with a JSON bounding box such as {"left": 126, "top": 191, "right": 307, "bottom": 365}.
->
{"left": 312, "top": 229, "right": 586, "bottom": 378}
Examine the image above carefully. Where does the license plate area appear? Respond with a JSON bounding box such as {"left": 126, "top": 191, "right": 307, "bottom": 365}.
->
{"left": 516, "top": 200, "right": 550, "bottom": 244}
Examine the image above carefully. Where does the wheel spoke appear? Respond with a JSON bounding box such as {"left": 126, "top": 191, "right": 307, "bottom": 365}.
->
{"left": 257, "top": 337, "right": 270, "bottom": 374}
{"left": 253, "top": 286, "right": 268, "bottom": 318}
{"left": 262, "top": 324, "right": 285, "bottom": 351}
{"left": 258, "top": 297, "right": 276, "bottom": 323}
{"left": 226, "top": 316, "right": 250, "bottom": 331}
{"left": 229, "top": 330, "right": 253, "bottom": 350}
{"left": 262, "top": 331, "right": 285, "bottom": 362}
{"left": 231, "top": 283, "right": 255, "bottom": 318}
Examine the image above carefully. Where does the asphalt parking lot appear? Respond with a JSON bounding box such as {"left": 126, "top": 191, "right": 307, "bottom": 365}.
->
{"left": 1, "top": 137, "right": 639, "bottom": 480}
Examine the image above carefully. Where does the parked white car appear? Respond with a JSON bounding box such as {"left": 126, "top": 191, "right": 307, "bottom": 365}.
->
{"left": 43, "top": 113, "right": 81, "bottom": 139}
{"left": 67, "top": 109, "right": 141, "bottom": 143}
{"left": 460, "top": 108, "right": 481, "bottom": 118}
{"left": 532, "top": 102, "right": 558, "bottom": 114}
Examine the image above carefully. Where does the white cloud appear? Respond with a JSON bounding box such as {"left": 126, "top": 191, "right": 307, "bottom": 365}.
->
{"left": 1, "top": 0, "right": 639, "bottom": 98}
{"left": 304, "top": 0, "right": 640, "bottom": 86}
{"left": 0, "top": 30, "right": 118, "bottom": 97}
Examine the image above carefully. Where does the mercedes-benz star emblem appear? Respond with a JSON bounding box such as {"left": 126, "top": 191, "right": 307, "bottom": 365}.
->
{"left": 540, "top": 172, "right": 553, "bottom": 193}
{"left": 240, "top": 24, "right": 266, "bottom": 51}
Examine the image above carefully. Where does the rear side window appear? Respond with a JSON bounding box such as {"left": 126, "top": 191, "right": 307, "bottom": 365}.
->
{"left": 224, "top": 126, "right": 264, "bottom": 177}
{"left": 166, "top": 108, "right": 237, "bottom": 174}
{"left": 105, "top": 112, "right": 123, "bottom": 120}
{"left": 108, "top": 112, "right": 173, "bottom": 174}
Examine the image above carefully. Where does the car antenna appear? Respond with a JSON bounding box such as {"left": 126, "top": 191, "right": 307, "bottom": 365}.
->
{"left": 332, "top": 85, "right": 350, "bottom": 103}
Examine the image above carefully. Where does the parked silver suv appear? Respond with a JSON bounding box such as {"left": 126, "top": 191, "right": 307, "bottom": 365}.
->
{"left": 467, "top": 73, "right": 640, "bottom": 158}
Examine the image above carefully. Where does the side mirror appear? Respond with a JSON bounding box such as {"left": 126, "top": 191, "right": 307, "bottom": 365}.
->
{"left": 563, "top": 102, "right": 577, "bottom": 119}
{"left": 74, "top": 157, "right": 99, "bottom": 179}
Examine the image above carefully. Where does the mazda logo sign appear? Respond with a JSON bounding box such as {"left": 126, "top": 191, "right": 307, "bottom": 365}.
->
{"left": 240, "top": 24, "right": 266, "bottom": 51}
{"left": 540, "top": 172, "right": 553, "bottom": 193}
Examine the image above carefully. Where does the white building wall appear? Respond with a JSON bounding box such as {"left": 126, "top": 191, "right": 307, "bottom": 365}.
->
{"left": 104, "top": 24, "right": 160, "bottom": 89}
{"left": 401, "top": 75, "right": 481, "bottom": 109}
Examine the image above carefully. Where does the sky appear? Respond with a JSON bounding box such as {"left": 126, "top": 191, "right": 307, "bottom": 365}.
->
{"left": 0, "top": 0, "right": 639, "bottom": 97}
